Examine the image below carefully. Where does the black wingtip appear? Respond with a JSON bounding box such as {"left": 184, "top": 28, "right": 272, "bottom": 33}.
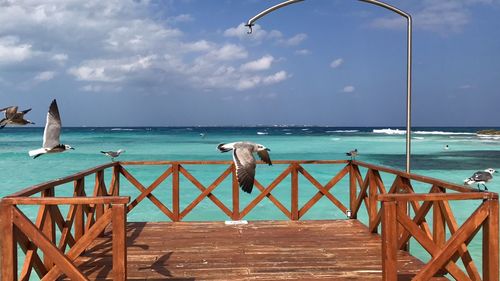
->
{"left": 217, "top": 143, "right": 231, "bottom": 153}
{"left": 241, "top": 184, "right": 253, "bottom": 194}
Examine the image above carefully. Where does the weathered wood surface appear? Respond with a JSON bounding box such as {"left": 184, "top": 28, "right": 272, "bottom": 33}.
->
{"left": 69, "top": 220, "right": 447, "bottom": 281}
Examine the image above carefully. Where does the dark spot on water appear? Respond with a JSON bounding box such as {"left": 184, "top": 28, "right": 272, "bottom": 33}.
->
{"left": 365, "top": 150, "right": 500, "bottom": 170}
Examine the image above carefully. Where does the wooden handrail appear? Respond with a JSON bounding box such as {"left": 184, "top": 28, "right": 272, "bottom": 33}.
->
{"left": 377, "top": 192, "right": 497, "bottom": 202}
{"left": 1, "top": 196, "right": 130, "bottom": 205}
{"left": 354, "top": 160, "right": 477, "bottom": 193}
{"left": 6, "top": 162, "right": 118, "bottom": 197}
{"left": 120, "top": 160, "right": 349, "bottom": 165}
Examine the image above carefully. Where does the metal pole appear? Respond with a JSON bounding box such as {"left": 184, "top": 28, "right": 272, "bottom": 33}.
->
{"left": 359, "top": 0, "right": 412, "bottom": 173}
{"left": 246, "top": 0, "right": 412, "bottom": 173}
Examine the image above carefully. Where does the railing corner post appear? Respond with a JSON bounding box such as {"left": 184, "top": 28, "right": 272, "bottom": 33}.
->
{"left": 381, "top": 200, "right": 398, "bottom": 281}
{"left": 349, "top": 163, "right": 357, "bottom": 219}
{"left": 0, "top": 200, "right": 17, "bottom": 281}
{"left": 172, "top": 163, "right": 180, "bottom": 222}
{"left": 112, "top": 203, "right": 127, "bottom": 281}
{"left": 291, "top": 162, "right": 299, "bottom": 220}
{"left": 483, "top": 198, "right": 499, "bottom": 281}
{"left": 231, "top": 164, "right": 240, "bottom": 220}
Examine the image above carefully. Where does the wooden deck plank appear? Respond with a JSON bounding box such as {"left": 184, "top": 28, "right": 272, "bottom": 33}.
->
{"left": 68, "top": 220, "right": 448, "bottom": 281}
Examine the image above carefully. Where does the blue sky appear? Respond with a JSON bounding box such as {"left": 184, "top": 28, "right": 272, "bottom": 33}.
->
{"left": 0, "top": 0, "right": 499, "bottom": 127}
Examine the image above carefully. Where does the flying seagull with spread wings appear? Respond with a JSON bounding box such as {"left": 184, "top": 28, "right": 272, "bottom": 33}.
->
{"left": 101, "top": 149, "right": 125, "bottom": 161}
{"left": 0, "top": 106, "right": 35, "bottom": 128}
{"left": 217, "top": 142, "right": 272, "bottom": 194}
{"left": 28, "top": 99, "right": 74, "bottom": 159}
{"left": 464, "top": 168, "right": 497, "bottom": 191}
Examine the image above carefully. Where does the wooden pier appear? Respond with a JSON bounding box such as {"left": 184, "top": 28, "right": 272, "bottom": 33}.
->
{"left": 1, "top": 160, "right": 498, "bottom": 280}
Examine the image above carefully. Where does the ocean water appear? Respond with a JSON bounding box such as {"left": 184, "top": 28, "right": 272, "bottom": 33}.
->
{"left": 1, "top": 126, "right": 499, "bottom": 275}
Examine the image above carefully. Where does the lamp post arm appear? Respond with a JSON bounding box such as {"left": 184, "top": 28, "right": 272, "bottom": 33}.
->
{"left": 359, "top": 0, "right": 413, "bottom": 173}
{"left": 245, "top": 0, "right": 304, "bottom": 33}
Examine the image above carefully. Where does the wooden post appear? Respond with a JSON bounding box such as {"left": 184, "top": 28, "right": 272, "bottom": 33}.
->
{"left": 95, "top": 171, "right": 104, "bottom": 221}
{"left": 368, "top": 170, "right": 378, "bottom": 233}
{"left": 112, "top": 204, "right": 127, "bottom": 281}
{"left": 433, "top": 187, "right": 446, "bottom": 249}
{"left": 0, "top": 201, "right": 17, "bottom": 281}
{"left": 112, "top": 164, "right": 121, "bottom": 196}
{"left": 381, "top": 200, "right": 398, "bottom": 281}
{"left": 483, "top": 198, "right": 499, "bottom": 281}
{"left": 172, "top": 163, "right": 180, "bottom": 222}
{"left": 42, "top": 188, "right": 55, "bottom": 270}
{"left": 74, "top": 179, "right": 85, "bottom": 241}
{"left": 349, "top": 164, "right": 357, "bottom": 219}
{"left": 231, "top": 164, "right": 240, "bottom": 220}
{"left": 291, "top": 163, "right": 299, "bottom": 220}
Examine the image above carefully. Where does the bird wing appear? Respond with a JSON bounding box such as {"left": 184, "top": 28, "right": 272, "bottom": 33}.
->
{"left": 232, "top": 146, "right": 256, "bottom": 193}
{"left": 471, "top": 171, "right": 492, "bottom": 182}
{"left": 21, "top": 108, "right": 32, "bottom": 115}
{"left": 257, "top": 150, "right": 272, "bottom": 165}
{"left": 3, "top": 106, "right": 18, "bottom": 118}
{"left": 42, "top": 100, "right": 61, "bottom": 148}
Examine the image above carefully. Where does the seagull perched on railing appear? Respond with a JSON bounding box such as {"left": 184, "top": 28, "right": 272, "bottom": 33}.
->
{"left": 0, "top": 106, "right": 35, "bottom": 128}
{"left": 28, "top": 99, "right": 74, "bottom": 159}
{"left": 464, "top": 168, "right": 497, "bottom": 191}
{"left": 346, "top": 149, "right": 358, "bottom": 160}
{"left": 217, "top": 142, "right": 272, "bottom": 194}
{"left": 101, "top": 149, "right": 125, "bottom": 161}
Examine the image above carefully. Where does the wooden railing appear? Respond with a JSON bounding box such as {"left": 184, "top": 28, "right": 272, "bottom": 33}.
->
{"left": 1, "top": 160, "right": 498, "bottom": 280}
{"left": 0, "top": 163, "right": 129, "bottom": 281}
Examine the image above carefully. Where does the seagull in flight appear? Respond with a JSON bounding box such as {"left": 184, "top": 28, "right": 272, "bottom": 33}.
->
{"left": 101, "top": 149, "right": 125, "bottom": 161}
{"left": 346, "top": 149, "right": 358, "bottom": 160}
{"left": 217, "top": 142, "right": 272, "bottom": 193}
{"left": 28, "top": 99, "right": 74, "bottom": 159}
{"left": 464, "top": 168, "right": 497, "bottom": 191}
{"left": 0, "top": 106, "right": 35, "bottom": 128}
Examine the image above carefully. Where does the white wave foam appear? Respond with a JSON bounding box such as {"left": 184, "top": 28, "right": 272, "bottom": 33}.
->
{"left": 478, "top": 134, "right": 500, "bottom": 140}
{"left": 257, "top": 131, "right": 268, "bottom": 135}
{"left": 373, "top": 128, "right": 405, "bottom": 135}
{"left": 326, "top": 130, "right": 359, "bottom": 133}
{"left": 110, "top": 128, "right": 135, "bottom": 131}
{"left": 373, "top": 128, "right": 476, "bottom": 136}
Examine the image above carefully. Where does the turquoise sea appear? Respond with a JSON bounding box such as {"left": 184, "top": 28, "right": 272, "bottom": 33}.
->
{"left": 1, "top": 126, "right": 499, "bottom": 276}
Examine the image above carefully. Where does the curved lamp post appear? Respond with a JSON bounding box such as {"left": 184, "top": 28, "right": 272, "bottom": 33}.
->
{"left": 246, "top": 0, "right": 413, "bottom": 173}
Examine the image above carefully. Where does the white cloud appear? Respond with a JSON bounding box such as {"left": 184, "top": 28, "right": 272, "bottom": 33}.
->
{"left": 342, "top": 85, "right": 355, "bottom": 93}
{"left": 167, "top": 14, "right": 194, "bottom": 24}
{"left": 34, "top": 71, "right": 56, "bottom": 82}
{"left": 295, "top": 49, "right": 311, "bottom": 55}
{"left": 0, "top": 2, "right": 289, "bottom": 93}
{"left": 204, "top": 44, "right": 248, "bottom": 62}
{"left": 281, "top": 33, "right": 307, "bottom": 46}
{"left": 370, "top": 0, "right": 494, "bottom": 33}
{"left": 51, "top": 53, "right": 68, "bottom": 65}
{"left": 240, "top": 55, "right": 274, "bottom": 72}
{"left": 330, "top": 58, "right": 344, "bottom": 69}
{"left": 0, "top": 36, "right": 33, "bottom": 64}
{"left": 69, "top": 55, "right": 155, "bottom": 82}
{"left": 263, "top": 71, "right": 288, "bottom": 84}
{"left": 224, "top": 23, "right": 305, "bottom": 47}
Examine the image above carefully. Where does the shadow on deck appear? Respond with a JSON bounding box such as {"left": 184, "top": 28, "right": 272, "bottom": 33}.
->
{"left": 73, "top": 220, "right": 446, "bottom": 281}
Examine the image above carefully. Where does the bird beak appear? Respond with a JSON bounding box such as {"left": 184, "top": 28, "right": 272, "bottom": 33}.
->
{"left": 265, "top": 148, "right": 271, "bottom": 151}
{"left": 70, "top": 147, "right": 75, "bottom": 150}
